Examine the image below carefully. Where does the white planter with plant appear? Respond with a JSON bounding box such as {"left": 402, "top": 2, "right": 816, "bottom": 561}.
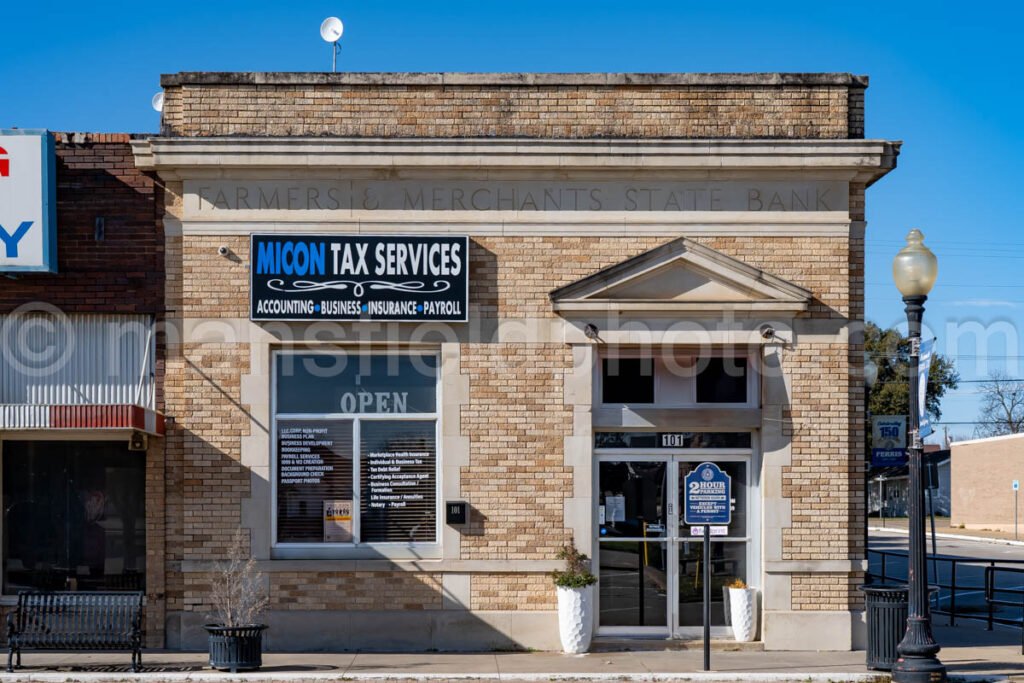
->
{"left": 727, "top": 578, "right": 757, "bottom": 642}
{"left": 552, "top": 542, "right": 597, "bottom": 654}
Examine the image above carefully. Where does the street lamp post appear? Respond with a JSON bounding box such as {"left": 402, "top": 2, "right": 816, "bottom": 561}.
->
{"left": 891, "top": 228, "right": 945, "bottom": 683}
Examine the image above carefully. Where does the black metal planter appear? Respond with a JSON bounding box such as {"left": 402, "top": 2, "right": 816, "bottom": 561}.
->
{"left": 205, "top": 624, "right": 267, "bottom": 672}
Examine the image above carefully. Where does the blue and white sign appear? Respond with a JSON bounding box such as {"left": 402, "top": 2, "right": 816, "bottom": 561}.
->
{"left": 918, "top": 338, "right": 934, "bottom": 439}
{"left": 0, "top": 130, "right": 57, "bottom": 272}
{"left": 871, "top": 415, "right": 908, "bottom": 467}
{"left": 683, "top": 462, "right": 731, "bottom": 526}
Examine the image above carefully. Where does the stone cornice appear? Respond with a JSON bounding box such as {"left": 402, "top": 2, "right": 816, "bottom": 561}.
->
{"left": 161, "top": 71, "right": 869, "bottom": 88}
{"left": 132, "top": 137, "right": 900, "bottom": 184}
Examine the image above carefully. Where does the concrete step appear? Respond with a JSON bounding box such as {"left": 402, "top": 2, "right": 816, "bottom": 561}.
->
{"left": 590, "top": 637, "right": 765, "bottom": 652}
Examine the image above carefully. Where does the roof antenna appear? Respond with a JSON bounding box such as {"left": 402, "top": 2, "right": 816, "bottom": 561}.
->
{"left": 320, "top": 17, "right": 344, "bottom": 72}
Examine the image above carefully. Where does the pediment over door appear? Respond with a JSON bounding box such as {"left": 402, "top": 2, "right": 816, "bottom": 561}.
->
{"left": 549, "top": 237, "right": 811, "bottom": 316}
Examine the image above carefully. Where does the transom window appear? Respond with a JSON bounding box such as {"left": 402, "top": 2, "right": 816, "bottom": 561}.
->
{"left": 599, "top": 351, "right": 754, "bottom": 407}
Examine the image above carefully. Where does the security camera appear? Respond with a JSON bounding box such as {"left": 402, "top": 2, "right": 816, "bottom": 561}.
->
{"left": 217, "top": 245, "right": 229, "bottom": 257}
{"left": 760, "top": 325, "right": 776, "bottom": 341}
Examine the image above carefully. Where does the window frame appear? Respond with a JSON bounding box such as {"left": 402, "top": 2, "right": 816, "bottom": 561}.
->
{"left": 596, "top": 348, "right": 759, "bottom": 409}
{"left": 0, "top": 437, "right": 148, "bottom": 595}
{"left": 270, "top": 349, "right": 442, "bottom": 554}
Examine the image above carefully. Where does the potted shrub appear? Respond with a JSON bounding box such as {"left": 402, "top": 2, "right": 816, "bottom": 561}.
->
{"left": 551, "top": 542, "right": 597, "bottom": 654}
{"left": 727, "top": 578, "right": 757, "bottom": 642}
{"left": 205, "top": 529, "right": 270, "bottom": 672}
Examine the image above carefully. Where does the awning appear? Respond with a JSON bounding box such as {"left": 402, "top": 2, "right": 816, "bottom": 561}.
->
{"left": 0, "top": 404, "right": 165, "bottom": 436}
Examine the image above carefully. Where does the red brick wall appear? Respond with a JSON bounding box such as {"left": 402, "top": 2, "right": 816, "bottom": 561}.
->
{"left": 0, "top": 133, "right": 164, "bottom": 315}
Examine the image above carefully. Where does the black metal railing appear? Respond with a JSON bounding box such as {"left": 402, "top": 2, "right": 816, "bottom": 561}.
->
{"left": 868, "top": 548, "right": 1024, "bottom": 633}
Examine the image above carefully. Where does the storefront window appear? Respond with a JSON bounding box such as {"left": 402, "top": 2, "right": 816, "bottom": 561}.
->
{"left": 274, "top": 352, "right": 438, "bottom": 546}
{"left": 2, "top": 441, "right": 146, "bottom": 593}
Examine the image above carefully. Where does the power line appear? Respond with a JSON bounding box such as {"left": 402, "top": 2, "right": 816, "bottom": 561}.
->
{"left": 866, "top": 282, "right": 1024, "bottom": 289}
{"left": 867, "top": 352, "right": 1024, "bottom": 360}
{"left": 872, "top": 378, "right": 1024, "bottom": 384}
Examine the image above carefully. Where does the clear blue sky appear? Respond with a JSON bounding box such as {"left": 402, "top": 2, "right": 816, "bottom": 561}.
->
{"left": 3, "top": 1, "right": 1022, "bottom": 440}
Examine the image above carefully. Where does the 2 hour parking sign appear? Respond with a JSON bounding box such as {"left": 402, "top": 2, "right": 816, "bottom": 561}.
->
{"left": 683, "top": 462, "right": 732, "bottom": 526}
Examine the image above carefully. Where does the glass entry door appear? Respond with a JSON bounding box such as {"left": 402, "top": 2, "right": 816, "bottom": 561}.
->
{"left": 674, "top": 460, "right": 749, "bottom": 637}
{"left": 596, "top": 454, "right": 752, "bottom": 638}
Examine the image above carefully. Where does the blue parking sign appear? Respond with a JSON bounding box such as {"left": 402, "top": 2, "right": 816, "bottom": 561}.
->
{"left": 684, "top": 462, "right": 732, "bottom": 526}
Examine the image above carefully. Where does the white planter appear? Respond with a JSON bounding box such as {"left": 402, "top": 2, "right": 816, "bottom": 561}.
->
{"left": 728, "top": 587, "right": 757, "bottom": 642}
{"left": 556, "top": 584, "right": 594, "bottom": 653}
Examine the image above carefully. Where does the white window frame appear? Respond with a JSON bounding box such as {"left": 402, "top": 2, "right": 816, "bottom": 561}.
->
{"left": 597, "top": 348, "right": 759, "bottom": 409}
{"left": 271, "top": 349, "right": 442, "bottom": 556}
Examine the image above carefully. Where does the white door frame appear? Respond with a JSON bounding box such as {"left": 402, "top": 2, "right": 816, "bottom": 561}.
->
{"left": 593, "top": 438, "right": 760, "bottom": 639}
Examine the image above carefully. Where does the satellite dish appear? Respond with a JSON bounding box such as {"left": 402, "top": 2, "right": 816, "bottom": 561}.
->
{"left": 320, "top": 17, "right": 344, "bottom": 43}
{"left": 151, "top": 92, "right": 165, "bottom": 113}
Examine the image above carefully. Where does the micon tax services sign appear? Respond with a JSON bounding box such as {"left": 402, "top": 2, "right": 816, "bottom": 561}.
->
{"left": 0, "top": 130, "right": 57, "bottom": 272}
{"left": 250, "top": 234, "right": 468, "bottom": 322}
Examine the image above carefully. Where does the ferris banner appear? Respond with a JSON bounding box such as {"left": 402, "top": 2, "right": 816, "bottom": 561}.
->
{"left": 872, "top": 415, "right": 908, "bottom": 467}
{"left": 0, "top": 130, "right": 57, "bottom": 272}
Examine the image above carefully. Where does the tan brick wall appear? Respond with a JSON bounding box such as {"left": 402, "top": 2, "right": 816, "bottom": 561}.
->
{"left": 164, "top": 342, "right": 252, "bottom": 568}
{"left": 951, "top": 435, "right": 1024, "bottom": 529}
{"left": 160, "top": 75, "right": 865, "bottom": 139}
{"left": 792, "top": 572, "right": 863, "bottom": 610}
{"left": 471, "top": 573, "right": 556, "bottom": 611}
{"left": 782, "top": 343, "right": 861, "bottom": 566}
{"left": 178, "top": 236, "right": 851, "bottom": 323}
{"left": 271, "top": 572, "right": 444, "bottom": 611}
{"left": 164, "top": 228, "right": 861, "bottom": 622}
{"left": 460, "top": 344, "right": 575, "bottom": 559}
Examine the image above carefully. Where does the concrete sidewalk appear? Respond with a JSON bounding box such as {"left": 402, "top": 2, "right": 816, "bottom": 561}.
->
{"left": 869, "top": 517, "right": 1024, "bottom": 546}
{"left": 0, "top": 621, "right": 1018, "bottom": 682}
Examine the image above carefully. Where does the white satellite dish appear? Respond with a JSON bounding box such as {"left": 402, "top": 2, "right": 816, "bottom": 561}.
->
{"left": 151, "top": 92, "right": 165, "bottom": 113}
{"left": 320, "top": 17, "right": 344, "bottom": 43}
{"left": 320, "top": 17, "right": 344, "bottom": 72}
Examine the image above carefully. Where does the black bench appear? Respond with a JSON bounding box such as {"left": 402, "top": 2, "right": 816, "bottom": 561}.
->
{"left": 6, "top": 591, "right": 144, "bottom": 672}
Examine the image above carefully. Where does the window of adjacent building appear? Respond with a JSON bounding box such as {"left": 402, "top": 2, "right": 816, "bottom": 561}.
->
{"left": 2, "top": 441, "right": 146, "bottom": 593}
{"left": 274, "top": 352, "right": 439, "bottom": 546}
{"left": 598, "top": 351, "right": 753, "bottom": 407}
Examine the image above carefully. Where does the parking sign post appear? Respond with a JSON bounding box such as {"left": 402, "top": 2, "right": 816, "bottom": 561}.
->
{"left": 684, "top": 463, "right": 732, "bottom": 672}
{"left": 1014, "top": 480, "right": 1020, "bottom": 541}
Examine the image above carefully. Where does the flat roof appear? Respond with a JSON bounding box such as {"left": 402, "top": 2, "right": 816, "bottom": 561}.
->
{"left": 160, "top": 72, "right": 869, "bottom": 88}
{"left": 951, "top": 432, "right": 1024, "bottom": 448}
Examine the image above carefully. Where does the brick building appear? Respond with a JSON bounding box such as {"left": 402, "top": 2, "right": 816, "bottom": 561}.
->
{"left": 0, "top": 132, "right": 166, "bottom": 640}
{"left": 2, "top": 72, "right": 899, "bottom": 652}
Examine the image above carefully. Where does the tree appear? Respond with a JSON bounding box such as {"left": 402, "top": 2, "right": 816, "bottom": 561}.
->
{"left": 974, "top": 371, "right": 1024, "bottom": 437}
{"left": 865, "top": 321, "right": 959, "bottom": 423}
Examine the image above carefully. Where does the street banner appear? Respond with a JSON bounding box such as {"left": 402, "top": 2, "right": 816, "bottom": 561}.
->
{"left": 871, "top": 415, "right": 907, "bottom": 467}
{"left": 919, "top": 338, "right": 934, "bottom": 438}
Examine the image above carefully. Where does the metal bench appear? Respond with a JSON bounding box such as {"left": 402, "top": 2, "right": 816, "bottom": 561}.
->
{"left": 6, "top": 591, "right": 144, "bottom": 672}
